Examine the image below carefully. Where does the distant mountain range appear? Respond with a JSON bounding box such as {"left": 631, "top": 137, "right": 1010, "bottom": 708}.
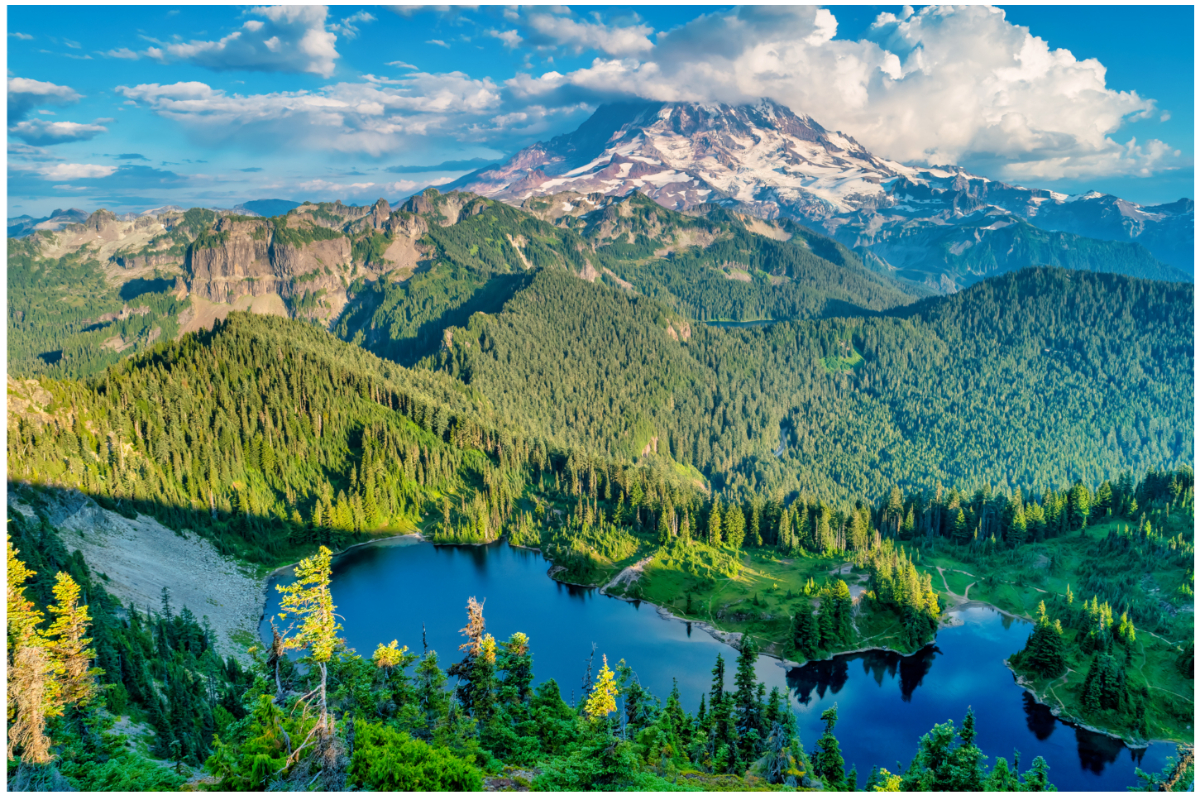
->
{"left": 7, "top": 199, "right": 302, "bottom": 238}
{"left": 236, "top": 199, "right": 302, "bottom": 217}
{"left": 7, "top": 207, "right": 89, "bottom": 238}
{"left": 9, "top": 99, "right": 1191, "bottom": 292}
{"left": 449, "top": 99, "right": 1192, "bottom": 289}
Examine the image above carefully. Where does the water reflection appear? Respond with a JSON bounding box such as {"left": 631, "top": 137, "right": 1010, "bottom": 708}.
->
{"left": 1076, "top": 727, "right": 1143, "bottom": 774}
{"left": 262, "top": 540, "right": 1173, "bottom": 791}
{"left": 1022, "top": 691, "right": 1058, "bottom": 741}
{"left": 789, "top": 645, "right": 937, "bottom": 704}
{"left": 789, "top": 657, "right": 850, "bottom": 703}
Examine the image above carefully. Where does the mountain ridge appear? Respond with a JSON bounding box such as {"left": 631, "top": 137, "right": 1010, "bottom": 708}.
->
{"left": 448, "top": 98, "right": 1192, "bottom": 288}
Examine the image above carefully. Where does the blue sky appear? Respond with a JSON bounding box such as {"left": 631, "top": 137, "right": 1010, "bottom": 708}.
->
{"left": 7, "top": 5, "right": 1194, "bottom": 217}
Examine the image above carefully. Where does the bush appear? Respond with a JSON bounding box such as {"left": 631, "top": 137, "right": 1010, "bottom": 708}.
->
{"left": 105, "top": 684, "right": 129, "bottom": 716}
{"left": 58, "top": 751, "right": 185, "bottom": 792}
{"left": 349, "top": 721, "right": 483, "bottom": 791}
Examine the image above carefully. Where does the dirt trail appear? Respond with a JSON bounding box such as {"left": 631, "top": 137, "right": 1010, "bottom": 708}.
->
{"left": 936, "top": 566, "right": 977, "bottom": 607}
{"left": 936, "top": 566, "right": 951, "bottom": 593}
{"left": 602, "top": 555, "right": 654, "bottom": 592}
{"left": 15, "top": 489, "right": 264, "bottom": 664}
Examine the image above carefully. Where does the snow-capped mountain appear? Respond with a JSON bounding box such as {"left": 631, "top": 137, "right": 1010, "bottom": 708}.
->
{"left": 451, "top": 99, "right": 1191, "bottom": 288}
{"left": 456, "top": 98, "right": 910, "bottom": 217}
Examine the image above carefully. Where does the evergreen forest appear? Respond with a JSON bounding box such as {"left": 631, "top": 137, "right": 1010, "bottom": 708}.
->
{"left": 5, "top": 187, "right": 1194, "bottom": 792}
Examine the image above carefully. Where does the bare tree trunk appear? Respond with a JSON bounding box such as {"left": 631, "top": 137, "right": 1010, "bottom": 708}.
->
{"left": 8, "top": 643, "right": 54, "bottom": 765}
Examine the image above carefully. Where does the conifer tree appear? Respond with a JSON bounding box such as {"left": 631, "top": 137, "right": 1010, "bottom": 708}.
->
{"left": 952, "top": 508, "right": 969, "bottom": 541}
{"left": 811, "top": 704, "right": 845, "bottom": 790}
{"left": 777, "top": 507, "right": 792, "bottom": 554}
{"left": 724, "top": 503, "right": 746, "bottom": 551}
{"left": 732, "top": 637, "right": 762, "bottom": 764}
{"left": 792, "top": 606, "right": 820, "bottom": 659}
{"left": 276, "top": 545, "right": 341, "bottom": 770}
{"left": 46, "top": 572, "right": 101, "bottom": 710}
{"left": 585, "top": 656, "right": 618, "bottom": 722}
{"left": 707, "top": 501, "right": 723, "bottom": 547}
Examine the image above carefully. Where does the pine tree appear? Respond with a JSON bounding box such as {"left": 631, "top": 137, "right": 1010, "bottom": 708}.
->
{"left": 792, "top": 606, "right": 820, "bottom": 659}
{"left": 724, "top": 504, "right": 746, "bottom": 551}
{"left": 732, "top": 637, "right": 762, "bottom": 764}
{"left": 498, "top": 632, "right": 534, "bottom": 703}
{"left": 46, "top": 572, "right": 101, "bottom": 709}
{"left": 1068, "top": 482, "right": 1091, "bottom": 530}
{"left": 6, "top": 536, "right": 63, "bottom": 765}
{"left": 777, "top": 507, "right": 792, "bottom": 554}
{"left": 585, "top": 656, "right": 618, "bottom": 722}
{"left": 952, "top": 508, "right": 969, "bottom": 541}
{"left": 708, "top": 501, "right": 723, "bottom": 547}
{"left": 811, "top": 705, "right": 845, "bottom": 790}
{"left": 276, "top": 545, "right": 341, "bottom": 770}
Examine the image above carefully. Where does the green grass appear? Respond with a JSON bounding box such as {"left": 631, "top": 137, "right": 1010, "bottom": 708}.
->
{"left": 917, "top": 514, "right": 1193, "bottom": 626}
{"left": 632, "top": 546, "right": 913, "bottom": 658}
{"left": 1017, "top": 632, "right": 1193, "bottom": 744}
{"left": 820, "top": 344, "right": 864, "bottom": 373}
{"left": 942, "top": 569, "right": 974, "bottom": 598}
{"left": 913, "top": 509, "right": 1193, "bottom": 744}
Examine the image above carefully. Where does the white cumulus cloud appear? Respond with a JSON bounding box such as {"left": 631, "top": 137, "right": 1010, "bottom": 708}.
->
{"left": 116, "top": 73, "right": 505, "bottom": 156}
{"left": 507, "top": 5, "right": 1177, "bottom": 181}
{"left": 9, "top": 119, "right": 109, "bottom": 146}
{"left": 8, "top": 77, "right": 83, "bottom": 122}
{"left": 332, "top": 10, "right": 376, "bottom": 40}
{"left": 523, "top": 11, "right": 653, "bottom": 57}
{"left": 488, "top": 29, "right": 523, "bottom": 49}
{"left": 164, "top": 5, "right": 339, "bottom": 77}
{"left": 32, "top": 163, "right": 118, "bottom": 180}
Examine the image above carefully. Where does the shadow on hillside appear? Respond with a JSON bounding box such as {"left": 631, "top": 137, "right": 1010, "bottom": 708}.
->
{"left": 335, "top": 271, "right": 531, "bottom": 367}
{"left": 820, "top": 297, "right": 888, "bottom": 319}
{"left": 7, "top": 480, "right": 370, "bottom": 572}
{"left": 119, "top": 277, "right": 175, "bottom": 301}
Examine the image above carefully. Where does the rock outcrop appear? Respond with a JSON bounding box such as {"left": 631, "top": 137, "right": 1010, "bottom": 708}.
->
{"left": 185, "top": 218, "right": 273, "bottom": 303}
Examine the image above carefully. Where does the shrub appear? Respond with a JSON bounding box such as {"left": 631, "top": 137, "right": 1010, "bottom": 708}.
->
{"left": 349, "top": 721, "right": 482, "bottom": 791}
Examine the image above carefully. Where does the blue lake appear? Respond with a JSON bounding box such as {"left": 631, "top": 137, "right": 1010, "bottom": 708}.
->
{"left": 262, "top": 539, "right": 1175, "bottom": 790}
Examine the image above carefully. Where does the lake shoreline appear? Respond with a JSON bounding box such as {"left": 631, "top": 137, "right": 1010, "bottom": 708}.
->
{"left": 537, "top": 551, "right": 930, "bottom": 665}
{"left": 537, "top": 550, "right": 1186, "bottom": 752}
{"left": 257, "top": 536, "right": 1186, "bottom": 755}
{"left": 260, "top": 532, "right": 427, "bottom": 629}
{"left": 264, "top": 531, "right": 427, "bottom": 582}
{"left": 1003, "top": 659, "right": 1186, "bottom": 751}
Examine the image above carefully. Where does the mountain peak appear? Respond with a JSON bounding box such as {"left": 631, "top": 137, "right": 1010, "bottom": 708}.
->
{"left": 447, "top": 95, "right": 1191, "bottom": 281}
{"left": 450, "top": 95, "right": 890, "bottom": 217}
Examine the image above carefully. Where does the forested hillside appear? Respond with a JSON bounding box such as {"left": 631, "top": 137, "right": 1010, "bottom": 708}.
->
{"left": 434, "top": 267, "right": 1192, "bottom": 501}
{"left": 8, "top": 237, "right": 187, "bottom": 380}
{"left": 571, "top": 194, "right": 918, "bottom": 321}
{"left": 7, "top": 304, "right": 1191, "bottom": 788}
{"left": 869, "top": 214, "right": 1188, "bottom": 288}
{"left": 8, "top": 190, "right": 919, "bottom": 379}
{"left": 334, "top": 191, "right": 916, "bottom": 366}
{"left": 8, "top": 186, "right": 1192, "bottom": 509}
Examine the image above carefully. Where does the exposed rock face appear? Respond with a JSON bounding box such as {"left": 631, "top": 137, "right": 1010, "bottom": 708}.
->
{"left": 269, "top": 237, "right": 351, "bottom": 277}
{"left": 185, "top": 218, "right": 357, "bottom": 311}
{"left": 113, "top": 250, "right": 182, "bottom": 270}
{"left": 186, "top": 218, "right": 273, "bottom": 303}
{"left": 32, "top": 208, "right": 170, "bottom": 262}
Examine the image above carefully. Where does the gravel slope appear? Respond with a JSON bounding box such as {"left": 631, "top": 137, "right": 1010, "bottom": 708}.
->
{"left": 14, "top": 489, "right": 264, "bottom": 664}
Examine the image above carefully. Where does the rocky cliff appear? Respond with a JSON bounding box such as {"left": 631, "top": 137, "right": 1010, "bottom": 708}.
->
{"left": 182, "top": 201, "right": 441, "bottom": 321}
